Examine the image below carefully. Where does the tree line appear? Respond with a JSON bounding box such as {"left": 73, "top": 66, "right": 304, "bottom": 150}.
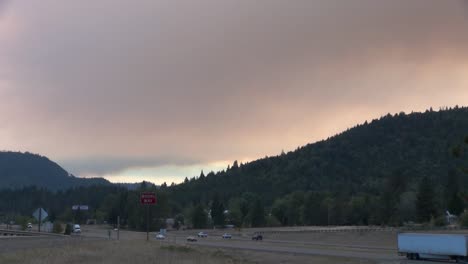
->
{"left": 1, "top": 107, "right": 467, "bottom": 230}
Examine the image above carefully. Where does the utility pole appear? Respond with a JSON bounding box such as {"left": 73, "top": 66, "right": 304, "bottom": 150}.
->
{"left": 38, "top": 209, "right": 41, "bottom": 232}
{"left": 117, "top": 216, "right": 120, "bottom": 240}
{"left": 146, "top": 205, "right": 149, "bottom": 242}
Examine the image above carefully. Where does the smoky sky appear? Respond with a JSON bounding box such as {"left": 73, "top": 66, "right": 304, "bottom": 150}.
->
{"left": 1, "top": 0, "right": 468, "bottom": 181}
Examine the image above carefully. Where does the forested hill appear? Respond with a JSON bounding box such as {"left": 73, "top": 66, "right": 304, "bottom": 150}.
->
{"left": 0, "top": 151, "right": 110, "bottom": 190}
{"left": 1, "top": 107, "right": 467, "bottom": 228}
{"left": 170, "top": 107, "right": 468, "bottom": 208}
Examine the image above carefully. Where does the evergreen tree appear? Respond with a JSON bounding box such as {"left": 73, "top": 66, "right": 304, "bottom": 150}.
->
{"left": 191, "top": 204, "right": 207, "bottom": 229}
{"left": 216, "top": 203, "right": 225, "bottom": 226}
{"left": 210, "top": 194, "right": 225, "bottom": 227}
{"left": 448, "top": 193, "right": 464, "bottom": 215}
{"left": 416, "top": 177, "right": 437, "bottom": 222}
{"left": 271, "top": 198, "right": 288, "bottom": 225}
{"left": 227, "top": 197, "right": 249, "bottom": 227}
{"left": 173, "top": 214, "right": 184, "bottom": 230}
{"left": 444, "top": 170, "right": 458, "bottom": 209}
{"left": 249, "top": 198, "right": 265, "bottom": 227}
{"left": 379, "top": 171, "right": 406, "bottom": 224}
{"left": 302, "top": 192, "right": 324, "bottom": 225}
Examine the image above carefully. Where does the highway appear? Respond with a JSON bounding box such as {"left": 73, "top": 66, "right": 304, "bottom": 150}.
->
{"left": 0, "top": 225, "right": 447, "bottom": 263}
{"left": 152, "top": 229, "right": 450, "bottom": 263}
{"left": 162, "top": 233, "right": 398, "bottom": 262}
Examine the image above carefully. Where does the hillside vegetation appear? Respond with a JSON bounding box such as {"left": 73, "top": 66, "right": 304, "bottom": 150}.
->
{"left": 0, "top": 151, "right": 109, "bottom": 190}
{"left": 168, "top": 107, "right": 468, "bottom": 226}
{"left": 1, "top": 107, "right": 467, "bottom": 228}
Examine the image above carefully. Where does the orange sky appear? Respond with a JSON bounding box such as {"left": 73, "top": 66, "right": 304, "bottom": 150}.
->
{"left": 0, "top": 0, "right": 467, "bottom": 184}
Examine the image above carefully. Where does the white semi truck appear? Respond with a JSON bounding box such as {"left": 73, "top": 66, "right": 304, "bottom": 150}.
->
{"left": 398, "top": 233, "right": 468, "bottom": 262}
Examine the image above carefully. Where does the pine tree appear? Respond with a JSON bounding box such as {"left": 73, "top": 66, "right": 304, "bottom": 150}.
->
{"left": 448, "top": 193, "right": 464, "bottom": 215}
{"left": 210, "top": 194, "right": 225, "bottom": 227}
{"left": 191, "top": 204, "right": 207, "bottom": 229}
{"left": 302, "top": 192, "right": 324, "bottom": 225}
{"left": 416, "top": 177, "right": 437, "bottom": 222}
{"left": 249, "top": 198, "right": 265, "bottom": 227}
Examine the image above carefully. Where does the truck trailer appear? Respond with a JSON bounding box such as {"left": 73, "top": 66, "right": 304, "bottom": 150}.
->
{"left": 398, "top": 233, "right": 468, "bottom": 262}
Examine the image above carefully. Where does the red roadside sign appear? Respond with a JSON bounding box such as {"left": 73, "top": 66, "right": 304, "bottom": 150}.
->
{"left": 140, "top": 192, "right": 157, "bottom": 205}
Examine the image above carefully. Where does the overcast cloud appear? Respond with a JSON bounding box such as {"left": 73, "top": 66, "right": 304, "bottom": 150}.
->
{"left": 1, "top": 0, "right": 468, "bottom": 183}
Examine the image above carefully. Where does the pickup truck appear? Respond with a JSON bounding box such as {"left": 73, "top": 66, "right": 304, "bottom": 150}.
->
{"left": 73, "top": 224, "right": 81, "bottom": 234}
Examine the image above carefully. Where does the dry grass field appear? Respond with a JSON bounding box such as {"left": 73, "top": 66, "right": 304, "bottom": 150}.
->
{"left": 0, "top": 240, "right": 240, "bottom": 264}
{"left": 0, "top": 239, "right": 377, "bottom": 264}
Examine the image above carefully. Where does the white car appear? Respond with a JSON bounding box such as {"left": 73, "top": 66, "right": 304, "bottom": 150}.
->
{"left": 73, "top": 224, "right": 81, "bottom": 233}
{"left": 156, "top": 233, "right": 165, "bottom": 240}
{"left": 222, "top": 233, "right": 232, "bottom": 239}
{"left": 197, "top": 232, "right": 208, "bottom": 238}
{"left": 27, "top": 223, "right": 32, "bottom": 230}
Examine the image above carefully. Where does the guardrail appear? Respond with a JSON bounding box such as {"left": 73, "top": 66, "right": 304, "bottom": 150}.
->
{"left": 254, "top": 227, "right": 397, "bottom": 235}
{"left": 398, "top": 225, "right": 468, "bottom": 232}
{"left": 0, "top": 229, "right": 66, "bottom": 237}
{"left": 0, "top": 229, "right": 36, "bottom": 237}
{"left": 252, "top": 225, "right": 468, "bottom": 235}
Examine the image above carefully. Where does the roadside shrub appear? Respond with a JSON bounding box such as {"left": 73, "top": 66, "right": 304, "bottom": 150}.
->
{"left": 161, "top": 245, "right": 194, "bottom": 253}
{"left": 14, "top": 216, "right": 29, "bottom": 231}
{"left": 64, "top": 223, "right": 72, "bottom": 235}
{"left": 53, "top": 221, "right": 63, "bottom": 233}
{"left": 266, "top": 215, "right": 281, "bottom": 227}
{"left": 20, "top": 220, "right": 28, "bottom": 231}
{"left": 431, "top": 216, "right": 446, "bottom": 227}
{"left": 459, "top": 211, "right": 468, "bottom": 228}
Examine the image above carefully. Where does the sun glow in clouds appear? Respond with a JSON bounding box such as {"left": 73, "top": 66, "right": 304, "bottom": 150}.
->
{"left": 81, "top": 160, "right": 234, "bottom": 185}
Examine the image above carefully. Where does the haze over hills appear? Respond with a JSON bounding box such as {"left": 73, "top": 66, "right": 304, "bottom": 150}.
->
{"left": 2, "top": 107, "right": 467, "bottom": 196}
{"left": 0, "top": 151, "right": 110, "bottom": 190}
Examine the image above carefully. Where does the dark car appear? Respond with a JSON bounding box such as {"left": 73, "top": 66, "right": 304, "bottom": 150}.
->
{"left": 252, "top": 234, "right": 263, "bottom": 241}
{"left": 187, "top": 236, "right": 197, "bottom": 242}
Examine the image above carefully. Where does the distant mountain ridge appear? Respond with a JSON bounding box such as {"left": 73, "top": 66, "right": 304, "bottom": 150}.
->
{"left": 0, "top": 151, "right": 110, "bottom": 190}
